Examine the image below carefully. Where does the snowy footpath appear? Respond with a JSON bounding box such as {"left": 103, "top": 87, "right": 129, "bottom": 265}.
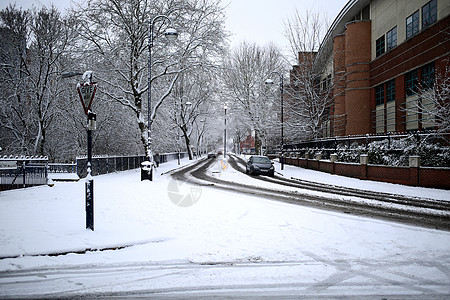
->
{"left": 0, "top": 156, "right": 449, "bottom": 298}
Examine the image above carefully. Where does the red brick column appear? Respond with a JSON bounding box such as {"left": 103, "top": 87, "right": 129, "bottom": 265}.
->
{"left": 360, "top": 154, "right": 369, "bottom": 180}
{"left": 333, "top": 34, "right": 347, "bottom": 136}
{"left": 344, "top": 20, "right": 371, "bottom": 135}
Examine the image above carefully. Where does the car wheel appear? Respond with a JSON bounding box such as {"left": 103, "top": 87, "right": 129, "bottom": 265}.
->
{"left": 269, "top": 171, "right": 275, "bottom": 177}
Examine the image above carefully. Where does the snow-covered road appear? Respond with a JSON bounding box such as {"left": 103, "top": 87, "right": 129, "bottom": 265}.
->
{"left": 1, "top": 156, "right": 449, "bottom": 298}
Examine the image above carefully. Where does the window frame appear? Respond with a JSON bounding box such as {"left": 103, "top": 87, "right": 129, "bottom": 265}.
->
{"left": 406, "top": 69, "right": 419, "bottom": 97}
{"left": 406, "top": 10, "right": 420, "bottom": 39}
{"left": 386, "top": 79, "right": 396, "bottom": 102}
{"left": 421, "top": 62, "right": 435, "bottom": 90}
{"left": 386, "top": 26, "right": 397, "bottom": 51}
{"left": 422, "top": 0, "right": 437, "bottom": 29}
{"left": 376, "top": 35, "right": 385, "bottom": 57}
{"left": 375, "top": 84, "right": 385, "bottom": 106}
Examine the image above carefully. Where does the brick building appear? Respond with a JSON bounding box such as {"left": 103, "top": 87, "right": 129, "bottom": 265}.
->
{"left": 290, "top": 0, "right": 450, "bottom": 137}
{"left": 240, "top": 132, "right": 255, "bottom": 154}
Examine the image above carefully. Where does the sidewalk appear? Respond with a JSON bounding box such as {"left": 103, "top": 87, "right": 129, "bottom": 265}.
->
{"left": 249, "top": 155, "right": 450, "bottom": 201}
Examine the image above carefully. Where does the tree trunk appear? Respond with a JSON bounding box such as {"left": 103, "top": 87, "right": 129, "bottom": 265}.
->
{"left": 181, "top": 125, "right": 193, "bottom": 160}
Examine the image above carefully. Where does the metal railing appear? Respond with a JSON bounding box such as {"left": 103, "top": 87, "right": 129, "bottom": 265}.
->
{"left": 1, "top": 152, "right": 189, "bottom": 190}
{"left": 0, "top": 156, "right": 49, "bottom": 191}
{"left": 54, "top": 152, "right": 189, "bottom": 178}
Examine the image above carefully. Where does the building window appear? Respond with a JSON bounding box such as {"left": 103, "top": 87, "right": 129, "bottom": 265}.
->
{"left": 406, "top": 10, "right": 419, "bottom": 39}
{"left": 406, "top": 69, "right": 419, "bottom": 96}
{"left": 421, "top": 62, "right": 435, "bottom": 89}
{"left": 422, "top": 0, "right": 437, "bottom": 29}
{"left": 386, "top": 79, "right": 395, "bottom": 102}
{"left": 375, "top": 84, "right": 384, "bottom": 105}
{"left": 386, "top": 27, "right": 397, "bottom": 51}
{"left": 376, "top": 35, "right": 385, "bottom": 57}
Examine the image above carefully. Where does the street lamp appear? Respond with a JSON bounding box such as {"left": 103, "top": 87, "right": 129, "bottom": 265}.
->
{"left": 224, "top": 104, "right": 228, "bottom": 160}
{"left": 144, "top": 15, "right": 178, "bottom": 181}
{"left": 265, "top": 71, "right": 284, "bottom": 170}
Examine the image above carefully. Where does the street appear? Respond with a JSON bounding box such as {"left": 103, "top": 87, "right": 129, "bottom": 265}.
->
{"left": 0, "top": 156, "right": 449, "bottom": 299}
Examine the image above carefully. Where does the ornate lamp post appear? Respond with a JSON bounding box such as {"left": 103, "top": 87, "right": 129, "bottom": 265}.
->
{"left": 143, "top": 15, "right": 178, "bottom": 181}
{"left": 265, "top": 71, "right": 284, "bottom": 170}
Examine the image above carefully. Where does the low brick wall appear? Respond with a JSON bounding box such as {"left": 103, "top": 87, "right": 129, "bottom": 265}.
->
{"left": 283, "top": 157, "right": 450, "bottom": 189}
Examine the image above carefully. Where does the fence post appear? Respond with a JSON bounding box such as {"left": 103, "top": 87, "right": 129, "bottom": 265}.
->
{"left": 330, "top": 153, "right": 337, "bottom": 174}
{"left": 409, "top": 155, "right": 420, "bottom": 186}
{"left": 360, "top": 154, "right": 369, "bottom": 179}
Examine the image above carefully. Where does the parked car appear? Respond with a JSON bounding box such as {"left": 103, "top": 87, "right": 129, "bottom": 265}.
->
{"left": 246, "top": 155, "right": 275, "bottom": 177}
{"left": 207, "top": 152, "right": 216, "bottom": 159}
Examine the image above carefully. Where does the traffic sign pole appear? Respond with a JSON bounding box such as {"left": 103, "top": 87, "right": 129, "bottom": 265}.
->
{"left": 85, "top": 111, "right": 96, "bottom": 231}
{"left": 77, "top": 73, "right": 97, "bottom": 231}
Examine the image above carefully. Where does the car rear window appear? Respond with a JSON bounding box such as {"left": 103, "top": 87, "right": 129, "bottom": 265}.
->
{"left": 253, "top": 157, "right": 270, "bottom": 163}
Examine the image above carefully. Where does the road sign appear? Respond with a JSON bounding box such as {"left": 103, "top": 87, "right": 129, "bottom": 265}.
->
{"left": 77, "top": 82, "right": 97, "bottom": 115}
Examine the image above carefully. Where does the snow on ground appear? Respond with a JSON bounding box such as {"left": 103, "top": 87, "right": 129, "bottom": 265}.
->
{"left": 0, "top": 156, "right": 449, "bottom": 297}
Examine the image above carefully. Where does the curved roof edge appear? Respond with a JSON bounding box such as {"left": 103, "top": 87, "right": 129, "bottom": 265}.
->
{"left": 314, "top": 0, "right": 371, "bottom": 70}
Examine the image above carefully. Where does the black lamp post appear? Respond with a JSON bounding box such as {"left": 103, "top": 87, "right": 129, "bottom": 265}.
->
{"left": 144, "top": 15, "right": 178, "bottom": 181}
{"left": 265, "top": 72, "right": 284, "bottom": 170}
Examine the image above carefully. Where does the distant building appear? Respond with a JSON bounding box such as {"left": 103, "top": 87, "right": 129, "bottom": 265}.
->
{"left": 288, "top": 0, "right": 450, "bottom": 138}
{"left": 240, "top": 131, "right": 255, "bottom": 154}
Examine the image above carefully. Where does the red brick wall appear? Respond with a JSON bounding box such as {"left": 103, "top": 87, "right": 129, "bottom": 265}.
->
{"left": 333, "top": 34, "right": 346, "bottom": 119}
{"left": 344, "top": 21, "right": 372, "bottom": 135}
{"left": 367, "top": 165, "right": 411, "bottom": 185}
{"left": 370, "top": 15, "right": 450, "bottom": 87}
{"left": 420, "top": 168, "right": 450, "bottom": 189}
{"left": 335, "top": 163, "right": 362, "bottom": 179}
{"left": 283, "top": 159, "right": 450, "bottom": 189}
{"left": 319, "top": 161, "right": 334, "bottom": 174}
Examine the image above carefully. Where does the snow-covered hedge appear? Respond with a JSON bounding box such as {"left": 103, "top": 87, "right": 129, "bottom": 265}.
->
{"left": 334, "top": 136, "right": 450, "bottom": 167}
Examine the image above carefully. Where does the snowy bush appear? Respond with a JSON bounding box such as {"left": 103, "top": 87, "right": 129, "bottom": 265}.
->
{"left": 332, "top": 136, "right": 450, "bottom": 167}
{"left": 335, "top": 143, "right": 364, "bottom": 163}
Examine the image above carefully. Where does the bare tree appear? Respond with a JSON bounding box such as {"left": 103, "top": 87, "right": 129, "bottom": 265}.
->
{"left": 168, "top": 65, "right": 219, "bottom": 159}
{"left": 222, "top": 42, "right": 285, "bottom": 155}
{"left": 416, "top": 65, "right": 450, "bottom": 137}
{"left": 0, "top": 4, "right": 76, "bottom": 156}
{"left": 73, "top": 0, "right": 226, "bottom": 158}
{"left": 284, "top": 9, "right": 334, "bottom": 140}
{"left": 0, "top": 5, "right": 30, "bottom": 154}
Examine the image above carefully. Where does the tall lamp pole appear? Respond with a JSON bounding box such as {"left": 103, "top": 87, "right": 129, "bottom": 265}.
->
{"left": 144, "top": 15, "right": 178, "bottom": 181}
{"left": 224, "top": 104, "right": 228, "bottom": 160}
{"left": 265, "top": 72, "right": 284, "bottom": 170}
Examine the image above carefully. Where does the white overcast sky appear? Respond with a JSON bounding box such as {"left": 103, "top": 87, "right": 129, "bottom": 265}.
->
{"left": 0, "top": 0, "right": 348, "bottom": 60}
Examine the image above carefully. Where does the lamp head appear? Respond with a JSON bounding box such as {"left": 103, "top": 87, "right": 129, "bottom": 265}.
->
{"left": 164, "top": 28, "right": 178, "bottom": 41}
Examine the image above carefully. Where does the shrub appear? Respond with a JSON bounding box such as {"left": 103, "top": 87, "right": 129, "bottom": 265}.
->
{"left": 333, "top": 136, "right": 450, "bottom": 167}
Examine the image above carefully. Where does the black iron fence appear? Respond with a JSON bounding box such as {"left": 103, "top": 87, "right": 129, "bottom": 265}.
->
{"left": 0, "top": 156, "right": 48, "bottom": 191}
{"left": 1, "top": 152, "right": 189, "bottom": 191}
{"left": 56, "top": 152, "right": 189, "bottom": 178}
{"left": 283, "top": 131, "right": 448, "bottom": 151}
